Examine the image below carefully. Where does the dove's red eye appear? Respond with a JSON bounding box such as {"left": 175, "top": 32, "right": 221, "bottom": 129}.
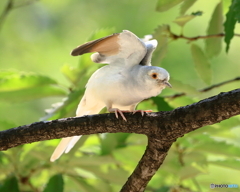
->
{"left": 151, "top": 73, "right": 158, "bottom": 79}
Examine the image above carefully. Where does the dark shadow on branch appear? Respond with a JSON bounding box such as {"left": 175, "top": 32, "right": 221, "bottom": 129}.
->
{"left": 0, "top": 89, "right": 240, "bottom": 192}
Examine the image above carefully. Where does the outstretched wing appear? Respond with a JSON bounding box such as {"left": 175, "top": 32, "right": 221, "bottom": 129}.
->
{"left": 71, "top": 33, "right": 120, "bottom": 56}
{"left": 71, "top": 30, "right": 148, "bottom": 67}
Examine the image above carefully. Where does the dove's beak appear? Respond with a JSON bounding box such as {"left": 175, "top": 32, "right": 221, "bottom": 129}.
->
{"left": 164, "top": 81, "right": 172, "bottom": 88}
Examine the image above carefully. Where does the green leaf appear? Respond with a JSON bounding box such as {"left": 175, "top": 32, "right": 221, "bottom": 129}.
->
{"left": 151, "top": 96, "right": 174, "bottom": 111}
{"left": 93, "top": 180, "right": 113, "bottom": 192}
{"left": 156, "top": 0, "right": 184, "bottom": 12}
{"left": 173, "top": 12, "right": 203, "bottom": 27}
{"left": 68, "top": 176, "right": 99, "bottom": 192}
{"left": 233, "top": 0, "right": 240, "bottom": 22}
{"left": 152, "top": 25, "right": 170, "bottom": 65}
{"left": 191, "top": 44, "right": 212, "bottom": 85}
{"left": 69, "top": 155, "right": 118, "bottom": 166}
{"left": 180, "top": 0, "right": 197, "bottom": 15}
{"left": 0, "top": 176, "right": 19, "bottom": 192}
{"left": 100, "top": 134, "right": 118, "bottom": 155}
{"left": 209, "top": 159, "right": 240, "bottom": 170}
{"left": 0, "top": 86, "right": 67, "bottom": 102}
{"left": 194, "top": 139, "right": 240, "bottom": 158}
{"left": 115, "top": 133, "right": 131, "bottom": 148}
{"left": 183, "top": 151, "right": 208, "bottom": 166}
{"left": 100, "top": 133, "right": 130, "bottom": 155}
{"left": 42, "top": 88, "right": 84, "bottom": 120}
{"left": 173, "top": 15, "right": 196, "bottom": 27}
{"left": 113, "top": 144, "right": 147, "bottom": 169}
{"left": 224, "top": 0, "right": 237, "bottom": 52}
{"left": 106, "top": 167, "right": 129, "bottom": 185}
{"left": 43, "top": 174, "right": 64, "bottom": 192}
{"left": 179, "top": 164, "right": 206, "bottom": 181}
{"left": 0, "top": 71, "right": 67, "bottom": 102}
{"left": 0, "top": 71, "right": 56, "bottom": 91}
{"left": 205, "top": 2, "right": 223, "bottom": 58}
{"left": 82, "top": 166, "right": 128, "bottom": 185}
{"left": 61, "top": 64, "right": 82, "bottom": 85}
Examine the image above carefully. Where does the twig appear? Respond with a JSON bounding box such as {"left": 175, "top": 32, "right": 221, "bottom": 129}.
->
{"left": 175, "top": 143, "right": 202, "bottom": 192}
{"left": 176, "top": 143, "right": 185, "bottom": 166}
{"left": 171, "top": 33, "right": 240, "bottom": 43}
{"left": 0, "top": 0, "right": 38, "bottom": 31}
{"left": 165, "top": 76, "right": 240, "bottom": 99}
{"left": 0, "top": 0, "right": 14, "bottom": 30}
{"left": 20, "top": 176, "right": 40, "bottom": 192}
{"left": 201, "top": 77, "right": 240, "bottom": 92}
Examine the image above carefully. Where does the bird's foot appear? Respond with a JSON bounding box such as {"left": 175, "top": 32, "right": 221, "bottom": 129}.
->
{"left": 132, "top": 110, "right": 153, "bottom": 116}
{"left": 108, "top": 108, "right": 130, "bottom": 121}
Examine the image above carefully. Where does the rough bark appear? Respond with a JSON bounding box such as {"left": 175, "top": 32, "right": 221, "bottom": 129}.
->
{"left": 0, "top": 89, "right": 240, "bottom": 192}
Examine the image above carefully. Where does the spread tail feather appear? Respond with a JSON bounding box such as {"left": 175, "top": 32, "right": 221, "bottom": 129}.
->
{"left": 50, "top": 137, "right": 73, "bottom": 162}
{"left": 64, "top": 136, "right": 82, "bottom": 153}
{"left": 50, "top": 94, "right": 104, "bottom": 162}
{"left": 50, "top": 136, "right": 82, "bottom": 162}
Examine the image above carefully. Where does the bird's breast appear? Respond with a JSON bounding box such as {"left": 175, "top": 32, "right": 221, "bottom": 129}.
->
{"left": 85, "top": 65, "right": 164, "bottom": 108}
{"left": 86, "top": 74, "right": 144, "bottom": 107}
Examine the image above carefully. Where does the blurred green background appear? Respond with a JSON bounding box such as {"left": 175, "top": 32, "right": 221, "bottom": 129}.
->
{"left": 0, "top": 0, "right": 240, "bottom": 191}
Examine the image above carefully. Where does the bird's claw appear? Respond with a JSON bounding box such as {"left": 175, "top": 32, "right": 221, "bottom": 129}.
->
{"left": 132, "top": 110, "right": 153, "bottom": 116}
{"left": 109, "top": 109, "right": 153, "bottom": 121}
{"left": 109, "top": 108, "right": 129, "bottom": 121}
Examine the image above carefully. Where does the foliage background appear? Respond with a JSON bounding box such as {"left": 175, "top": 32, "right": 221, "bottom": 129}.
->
{"left": 0, "top": 0, "right": 240, "bottom": 191}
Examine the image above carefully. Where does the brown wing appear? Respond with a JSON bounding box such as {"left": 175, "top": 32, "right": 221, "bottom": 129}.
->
{"left": 71, "top": 33, "right": 120, "bottom": 56}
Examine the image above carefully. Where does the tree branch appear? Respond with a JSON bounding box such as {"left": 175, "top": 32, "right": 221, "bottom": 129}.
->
{"left": 120, "top": 89, "right": 240, "bottom": 192}
{"left": 0, "top": 89, "right": 239, "bottom": 192}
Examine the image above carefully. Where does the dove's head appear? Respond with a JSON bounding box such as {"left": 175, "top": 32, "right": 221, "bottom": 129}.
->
{"left": 139, "top": 66, "right": 171, "bottom": 97}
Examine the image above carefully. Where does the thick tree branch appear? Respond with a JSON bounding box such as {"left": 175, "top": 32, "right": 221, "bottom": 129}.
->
{"left": 0, "top": 89, "right": 239, "bottom": 192}
{"left": 120, "top": 89, "right": 240, "bottom": 192}
{"left": 120, "top": 136, "right": 172, "bottom": 192}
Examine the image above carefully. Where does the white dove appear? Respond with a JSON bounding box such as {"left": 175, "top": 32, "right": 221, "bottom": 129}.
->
{"left": 50, "top": 30, "right": 171, "bottom": 162}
